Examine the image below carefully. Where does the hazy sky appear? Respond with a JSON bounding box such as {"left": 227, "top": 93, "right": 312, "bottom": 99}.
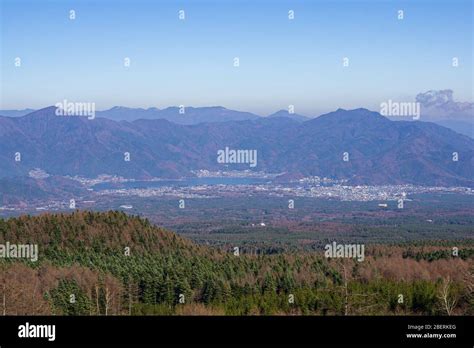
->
{"left": 1, "top": 0, "right": 472, "bottom": 116}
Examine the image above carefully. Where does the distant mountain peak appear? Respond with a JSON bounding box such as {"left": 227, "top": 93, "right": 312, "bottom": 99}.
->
{"left": 0, "top": 108, "right": 36, "bottom": 117}
{"left": 25, "top": 106, "right": 57, "bottom": 117}
{"left": 267, "top": 110, "right": 309, "bottom": 122}
{"left": 269, "top": 109, "right": 291, "bottom": 115}
{"left": 95, "top": 105, "right": 259, "bottom": 124}
{"left": 334, "top": 107, "right": 374, "bottom": 114}
{"left": 315, "top": 108, "right": 387, "bottom": 122}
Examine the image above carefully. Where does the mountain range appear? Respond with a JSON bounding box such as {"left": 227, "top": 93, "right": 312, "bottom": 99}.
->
{"left": 0, "top": 106, "right": 310, "bottom": 124}
{"left": 96, "top": 106, "right": 262, "bottom": 124}
{"left": 0, "top": 107, "right": 472, "bottom": 186}
{"left": 2, "top": 106, "right": 471, "bottom": 137}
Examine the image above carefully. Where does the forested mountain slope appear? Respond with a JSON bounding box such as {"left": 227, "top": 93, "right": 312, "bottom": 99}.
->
{"left": 0, "top": 211, "right": 472, "bottom": 315}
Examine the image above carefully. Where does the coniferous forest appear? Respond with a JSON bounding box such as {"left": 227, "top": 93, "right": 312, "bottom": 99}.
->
{"left": 0, "top": 211, "right": 472, "bottom": 316}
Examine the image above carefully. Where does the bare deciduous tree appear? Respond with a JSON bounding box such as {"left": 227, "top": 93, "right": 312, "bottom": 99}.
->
{"left": 438, "top": 277, "right": 458, "bottom": 316}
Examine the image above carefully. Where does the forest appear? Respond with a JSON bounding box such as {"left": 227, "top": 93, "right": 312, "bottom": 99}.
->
{"left": 0, "top": 210, "right": 472, "bottom": 316}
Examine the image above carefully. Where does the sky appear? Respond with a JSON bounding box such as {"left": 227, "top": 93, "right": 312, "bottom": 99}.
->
{"left": 0, "top": 0, "right": 472, "bottom": 116}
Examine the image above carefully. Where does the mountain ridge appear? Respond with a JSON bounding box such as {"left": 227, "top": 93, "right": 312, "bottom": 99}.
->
{"left": 0, "top": 107, "right": 472, "bottom": 186}
{"left": 2, "top": 106, "right": 472, "bottom": 138}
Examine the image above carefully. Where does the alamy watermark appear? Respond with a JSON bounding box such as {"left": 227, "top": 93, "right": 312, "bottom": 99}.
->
{"left": 380, "top": 99, "right": 420, "bottom": 120}
{"left": 18, "top": 322, "right": 55, "bottom": 341}
{"left": 55, "top": 99, "right": 95, "bottom": 120}
{"left": 217, "top": 147, "right": 257, "bottom": 168}
{"left": 324, "top": 241, "right": 365, "bottom": 262}
{"left": 0, "top": 242, "right": 38, "bottom": 262}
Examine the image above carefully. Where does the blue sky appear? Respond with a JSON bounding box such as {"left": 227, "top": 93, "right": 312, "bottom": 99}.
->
{"left": 1, "top": 0, "right": 472, "bottom": 116}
